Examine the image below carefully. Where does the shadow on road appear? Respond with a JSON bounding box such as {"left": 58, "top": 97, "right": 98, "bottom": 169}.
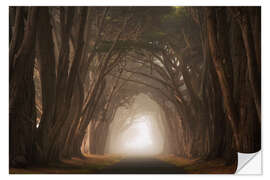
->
{"left": 96, "top": 157, "right": 186, "bottom": 174}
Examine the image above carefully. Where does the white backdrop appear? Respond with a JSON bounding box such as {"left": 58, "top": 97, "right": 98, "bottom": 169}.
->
{"left": 1, "top": 0, "right": 267, "bottom": 179}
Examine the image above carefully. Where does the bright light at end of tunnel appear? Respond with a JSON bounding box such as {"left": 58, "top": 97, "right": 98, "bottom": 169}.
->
{"left": 124, "top": 121, "right": 153, "bottom": 149}
{"left": 117, "top": 116, "right": 161, "bottom": 156}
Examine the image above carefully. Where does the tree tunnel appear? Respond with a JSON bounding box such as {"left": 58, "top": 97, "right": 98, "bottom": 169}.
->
{"left": 9, "top": 6, "right": 261, "bottom": 170}
{"left": 80, "top": 91, "right": 183, "bottom": 156}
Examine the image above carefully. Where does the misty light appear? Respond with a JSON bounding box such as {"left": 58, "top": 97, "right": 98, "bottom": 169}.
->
{"left": 115, "top": 116, "right": 161, "bottom": 155}
{"left": 106, "top": 94, "right": 164, "bottom": 156}
{"left": 122, "top": 116, "right": 153, "bottom": 151}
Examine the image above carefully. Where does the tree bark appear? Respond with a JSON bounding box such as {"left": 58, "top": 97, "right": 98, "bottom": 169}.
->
{"left": 237, "top": 9, "right": 261, "bottom": 122}
{"left": 35, "top": 7, "right": 57, "bottom": 162}
{"left": 206, "top": 8, "right": 240, "bottom": 150}
{"left": 9, "top": 7, "right": 39, "bottom": 166}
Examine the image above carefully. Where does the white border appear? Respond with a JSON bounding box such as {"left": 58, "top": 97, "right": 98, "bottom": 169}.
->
{"left": 2, "top": 0, "right": 269, "bottom": 179}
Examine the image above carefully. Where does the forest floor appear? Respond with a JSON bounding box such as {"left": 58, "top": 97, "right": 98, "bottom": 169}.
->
{"left": 9, "top": 154, "right": 123, "bottom": 174}
{"left": 10, "top": 154, "right": 237, "bottom": 174}
{"left": 157, "top": 155, "right": 237, "bottom": 174}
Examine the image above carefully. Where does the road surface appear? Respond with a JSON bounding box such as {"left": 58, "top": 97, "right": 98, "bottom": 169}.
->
{"left": 96, "top": 156, "right": 186, "bottom": 174}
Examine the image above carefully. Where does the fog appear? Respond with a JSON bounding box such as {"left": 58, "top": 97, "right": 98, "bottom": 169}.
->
{"left": 106, "top": 94, "right": 165, "bottom": 155}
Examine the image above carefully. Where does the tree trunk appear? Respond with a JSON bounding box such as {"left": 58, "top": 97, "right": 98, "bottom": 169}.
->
{"left": 35, "top": 7, "right": 57, "bottom": 162}
{"left": 237, "top": 9, "right": 261, "bottom": 122}
{"left": 206, "top": 8, "right": 240, "bottom": 150}
{"left": 9, "top": 7, "right": 39, "bottom": 167}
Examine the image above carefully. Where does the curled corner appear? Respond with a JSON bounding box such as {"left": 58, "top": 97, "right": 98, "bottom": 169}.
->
{"left": 236, "top": 151, "right": 261, "bottom": 174}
